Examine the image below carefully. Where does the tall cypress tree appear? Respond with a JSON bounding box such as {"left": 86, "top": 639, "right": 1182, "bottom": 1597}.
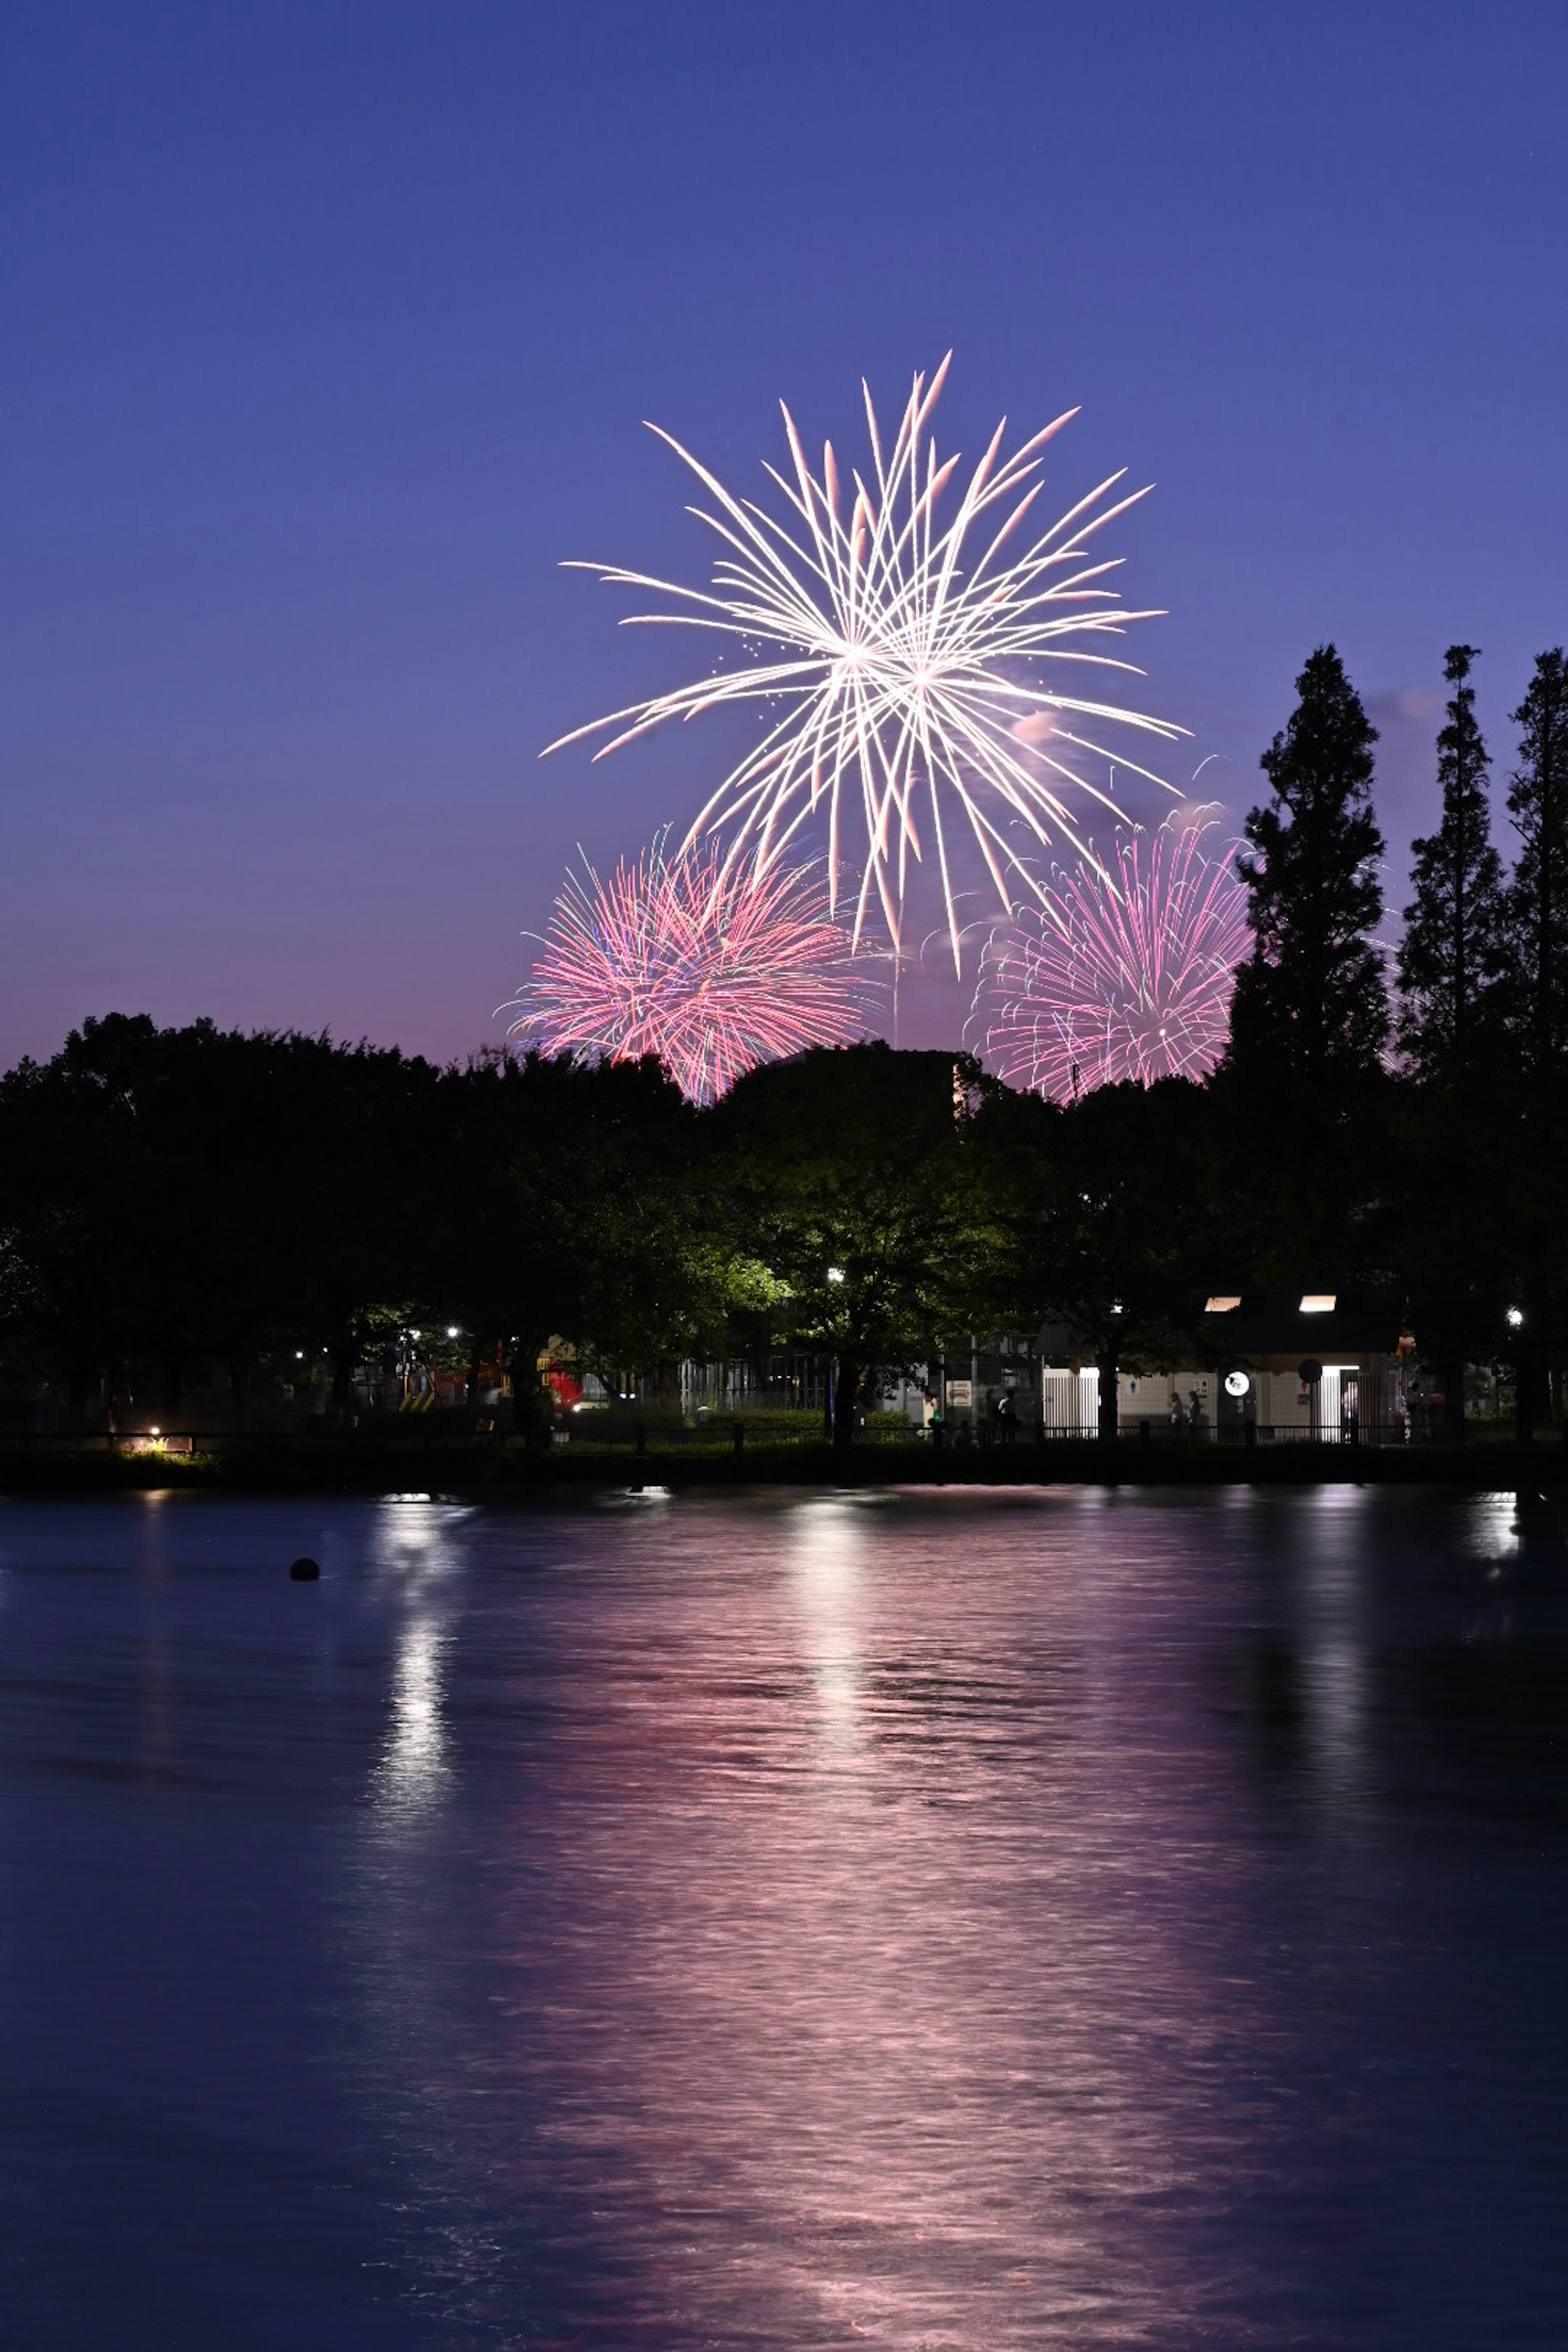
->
{"left": 1227, "top": 644, "right": 1388, "bottom": 1086}
{"left": 1396, "top": 644, "right": 1504, "bottom": 1079}
{"left": 1390, "top": 648, "right": 1506, "bottom": 1446}
{"left": 1500, "top": 649, "right": 1568, "bottom": 1435}
{"left": 1505, "top": 648, "right": 1568, "bottom": 1072}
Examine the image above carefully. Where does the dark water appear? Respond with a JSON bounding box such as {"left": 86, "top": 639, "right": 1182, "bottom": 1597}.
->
{"left": 1, "top": 1487, "right": 1566, "bottom": 2349}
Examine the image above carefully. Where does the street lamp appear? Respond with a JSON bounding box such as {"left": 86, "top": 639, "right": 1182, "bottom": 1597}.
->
{"left": 1507, "top": 1306, "right": 1524, "bottom": 1328}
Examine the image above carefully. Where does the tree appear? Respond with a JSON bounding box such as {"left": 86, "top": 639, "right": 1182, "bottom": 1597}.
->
{"left": 714, "top": 1045, "right": 1001, "bottom": 1455}
{"left": 1397, "top": 645, "right": 1505, "bottom": 1079}
{"left": 1387, "top": 646, "right": 1508, "bottom": 1443}
{"left": 0, "top": 1016, "right": 437, "bottom": 1426}
{"left": 1227, "top": 645, "right": 1388, "bottom": 1087}
{"left": 0, "top": 1015, "right": 163, "bottom": 1421}
{"left": 1498, "top": 650, "right": 1568, "bottom": 1432}
{"left": 432, "top": 1048, "right": 702, "bottom": 1437}
{"left": 1007, "top": 1078, "right": 1210, "bottom": 1442}
{"left": 1503, "top": 649, "right": 1568, "bottom": 1074}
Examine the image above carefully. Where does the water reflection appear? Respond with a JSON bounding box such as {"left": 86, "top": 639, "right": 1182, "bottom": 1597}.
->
{"left": 4, "top": 1491, "right": 1567, "bottom": 2348}
{"left": 372, "top": 1615, "right": 450, "bottom": 1817}
{"left": 406, "top": 1494, "right": 1306, "bottom": 2346}
{"left": 366, "top": 1500, "right": 461, "bottom": 1820}
{"left": 791, "top": 1495, "right": 866, "bottom": 1758}
{"left": 1472, "top": 1489, "right": 1524, "bottom": 1562}
{"left": 1298, "top": 1489, "right": 1371, "bottom": 1802}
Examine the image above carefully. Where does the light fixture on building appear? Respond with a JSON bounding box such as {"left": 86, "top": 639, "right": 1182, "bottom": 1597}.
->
{"left": 1205, "top": 1295, "right": 1241, "bottom": 1313}
{"left": 1224, "top": 1370, "right": 1250, "bottom": 1398}
{"left": 1299, "top": 1294, "right": 1336, "bottom": 1314}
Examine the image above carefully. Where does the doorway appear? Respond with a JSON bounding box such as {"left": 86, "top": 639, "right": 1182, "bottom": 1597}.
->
{"left": 1320, "top": 1365, "right": 1359, "bottom": 1439}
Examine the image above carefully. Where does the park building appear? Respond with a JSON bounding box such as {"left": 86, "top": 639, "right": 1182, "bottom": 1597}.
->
{"left": 543, "top": 1294, "right": 1417, "bottom": 1449}
{"left": 922, "top": 1292, "right": 1415, "bottom": 1445}
{"left": 1025, "top": 1291, "right": 1414, "bottom": 1443}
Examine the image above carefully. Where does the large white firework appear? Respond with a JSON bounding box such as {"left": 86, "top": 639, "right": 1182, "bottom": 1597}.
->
{"left": 544, "top": 357, "right": 1187, "bottom": 967}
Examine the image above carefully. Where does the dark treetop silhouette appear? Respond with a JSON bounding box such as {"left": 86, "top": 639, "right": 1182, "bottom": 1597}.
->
{"left": 3, "top": 644, "right": 1568, "bottom": 1447}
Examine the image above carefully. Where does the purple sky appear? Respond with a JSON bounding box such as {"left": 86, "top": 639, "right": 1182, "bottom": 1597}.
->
{"left": 4, "top": 0, "right": 1565, "bottom": 1067}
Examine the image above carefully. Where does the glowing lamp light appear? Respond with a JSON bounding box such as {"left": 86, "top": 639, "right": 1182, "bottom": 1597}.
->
{"left": 827, "top": 1267, "right": 846, "bottom": 1285}
{"left": 1205, "top": 1295, "right": 1241, "bottom": 1313}
{"left": 446, "top": 1325, "right": 459, "bottom": 1339}
{"left": 1507, "top": 1306, "right": 1525, "bottom": 1328}
{"left": 1299, "top": 1294, "right": 1336, "bottom": 1314}
{"left": 1224, "top": 1371, "right": 1250, "bottom": 1399}
{"left": 149, "top": 1426, "right": 160, "bottom": 1438}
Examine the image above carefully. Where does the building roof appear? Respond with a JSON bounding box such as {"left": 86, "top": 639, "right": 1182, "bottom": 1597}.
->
{"left": 1198, "top": 1288, "right": 1404, "bottom": 1359}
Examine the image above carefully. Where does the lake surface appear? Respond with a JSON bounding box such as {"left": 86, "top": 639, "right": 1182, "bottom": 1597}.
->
{"left": 1, "top": 1486, "right": 1566, "bottom": 2348}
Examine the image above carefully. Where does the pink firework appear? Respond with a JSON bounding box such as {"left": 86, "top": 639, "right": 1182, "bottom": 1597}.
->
{"left": 973, "top": 807, "right": 1250, "bottom": 1099}
{"left": 508, "top": 837, "right": 871, "bottom": 1105}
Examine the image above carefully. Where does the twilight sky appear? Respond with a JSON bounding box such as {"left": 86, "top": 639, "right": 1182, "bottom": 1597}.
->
{"left": 3, "top": 0, "right": 1565, "bottom": 1068}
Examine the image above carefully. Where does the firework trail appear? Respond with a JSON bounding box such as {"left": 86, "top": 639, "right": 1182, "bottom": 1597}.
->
{"left": 506, "top": 836, "right": 871, "bottom": 1105}
{"left": 543, "top": 357, "right": 1187, "bottom": 967}
{"left": 972, "top": 807, "right": 1250, "bottom": 1099}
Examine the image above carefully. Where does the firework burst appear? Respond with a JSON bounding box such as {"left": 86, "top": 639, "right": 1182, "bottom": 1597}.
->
{"left": 543, "top": 357, "right": 1187, "bottom": 967}
{"left": 972, "top": 807, "right": 1250, "bottom": 1100}
{"left": 506, "top": 836, "right": 871, "bottom": 1105}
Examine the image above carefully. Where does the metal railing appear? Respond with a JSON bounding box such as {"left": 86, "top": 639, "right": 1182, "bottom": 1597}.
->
{"left": 2, "top": 1412, "right": 1561, "bottom": 1461}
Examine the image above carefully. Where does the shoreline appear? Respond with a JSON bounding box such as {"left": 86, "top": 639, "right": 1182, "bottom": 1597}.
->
{"left": 2, "top": 1434, "right": 1566, "bottom": 1499}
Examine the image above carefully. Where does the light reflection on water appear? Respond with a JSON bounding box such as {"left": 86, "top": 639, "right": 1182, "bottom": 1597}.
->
{"left": 1, "top": 1487, "right": 1567, "bottom": 2348}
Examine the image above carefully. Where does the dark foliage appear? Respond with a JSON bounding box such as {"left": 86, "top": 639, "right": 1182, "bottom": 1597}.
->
{"left": 1228, "top": 644, "right": 1388, "bottom": 1088}
{"left": 3, "top": 646, "right": 1568, "bottom": 1443}
{"left": 1397, "top": 645, "right": 1505, "bottom": 1080}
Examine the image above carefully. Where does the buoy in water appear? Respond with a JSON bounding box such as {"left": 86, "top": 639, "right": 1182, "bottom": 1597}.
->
{"left": 289, "top": 1556, "right": 321, "bottom": 1581}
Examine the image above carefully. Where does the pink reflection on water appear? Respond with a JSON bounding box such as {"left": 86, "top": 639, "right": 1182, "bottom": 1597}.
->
{"left": 380, "top": 1490, "right": 1313, "bottom": 2344}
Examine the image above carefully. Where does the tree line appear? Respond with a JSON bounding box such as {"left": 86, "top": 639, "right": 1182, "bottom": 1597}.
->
{"left": 0, "top": 640, "right": 1564, "bottom": 1450}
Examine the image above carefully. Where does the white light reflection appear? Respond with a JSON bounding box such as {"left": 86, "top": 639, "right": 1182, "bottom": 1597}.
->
{"left": 1471, "top": 1491, "right": 1522, "bottom": 1564}
{"left": 375, "top": 1615, "right": 451, "bottom": 1817}
{"left": 1299, "top": 1488, "right": 1370, "bottom": 1802}
{"left": 791, "top": 1497, "right": 868, "bottom": 1759}
{"left": 370, "top": 1498, "right": 464, "bottom": 1822}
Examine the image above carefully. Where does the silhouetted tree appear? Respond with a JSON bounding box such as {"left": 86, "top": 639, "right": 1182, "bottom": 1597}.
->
{"left": 1397, "top": 645, "right": 1504, "bottom": 1078}
{"left": 1227, "top": 645, "right": 1388, "bottom": 1087}
{"left": 1499, "top": 649, "right": 1568, "bottom": 1430}
{"left": 0, "top": 1016, "right": 435, "bottom": 1425}
{"left": 714, "top": 1045, "right": 1002, "bottom": 1455}
{"left": 1011, "top": 1079, "right": 1209, "bottom": 1441}
{"left": 432, "top": 1048, "right": 703, "bottom": 1438}
{"left": 1504, "top": 649, "right": 1568, "bottom": 1074}
{"left": 1389, "top": 647, "right": 1508, "bottom": 1441}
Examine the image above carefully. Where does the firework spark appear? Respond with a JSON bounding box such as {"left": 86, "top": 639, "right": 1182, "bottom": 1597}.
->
{"left": 543, "top": 357, "right": 1187, "bottom": 967}
{"left": 972, "top": 807, "right": 1250, "bottom": 1099}
{"left": 506, "top": 836, "right": 871, "bottom": 1105}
